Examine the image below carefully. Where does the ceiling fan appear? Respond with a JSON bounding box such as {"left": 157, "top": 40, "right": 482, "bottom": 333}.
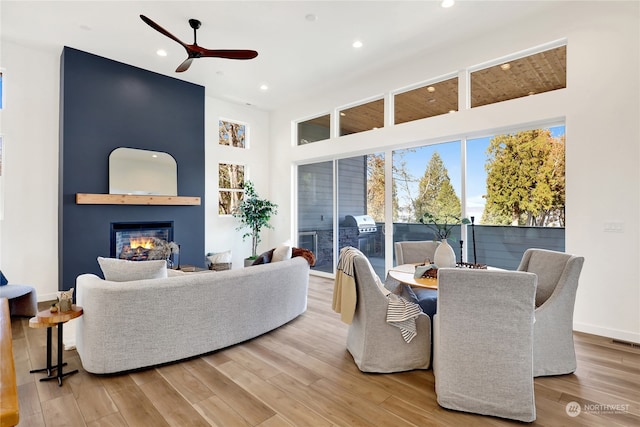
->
{"left": 140, "top": 14, "right": 258, "bottom": 72}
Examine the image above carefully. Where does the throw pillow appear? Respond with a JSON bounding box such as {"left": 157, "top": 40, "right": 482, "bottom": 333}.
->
{"left": 97, "top": 257, "right": 168, "bottom": 282}
{"left": 272, "top": 241, "right": 292, "bottom": 262}
{"left": 252, "top": 248, "right": 275, "bottom": 265}
{"left": 207, "top": 250, "right": 232, "bottom": 265}
{"left": 0, "top": 271, "right": 7, "bottom": 286}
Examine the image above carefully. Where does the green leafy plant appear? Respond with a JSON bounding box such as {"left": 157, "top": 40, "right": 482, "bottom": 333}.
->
{"left": 233, "top": 181, "right": 278, "bottom": 259}
{"left": 419, "top": 212, "right": 470, "bottom": 241}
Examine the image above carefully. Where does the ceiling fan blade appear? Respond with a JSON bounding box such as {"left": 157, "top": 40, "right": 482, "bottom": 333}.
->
{"left": 140, "top": 14, "right": 187, "bottom": 48}
{"left": 176, "top": 58, "right": 194, "bottom": 72}
{"left": 200, "top": 49, "right": 259, "bottom": 60}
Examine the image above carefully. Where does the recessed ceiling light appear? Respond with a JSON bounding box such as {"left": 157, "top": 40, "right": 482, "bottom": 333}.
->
{"left": 352, "top": 40, "right": 363, "bottom": 49}
{"left": 441, "top": 0, "right": 455, "bottom": 8}
{"left": 260, "top": 84, "right": 269, "bottom": 91}
{"left": 449, "top": 110, "right": 456, "bottom": 114}
{"left": 528, "top": 91, "right": 536, "bottom": 96}
{"left": 156, "top": 49, "right": 167, "bottom": 57}
{"left": 427, "top": 86, "right": 436, "bottom": 93}
{"left": 500, "top": 63, "right": 511, "bottom": 71}
{"left": 340, "top": 112, "right": 346, "bottom": 117}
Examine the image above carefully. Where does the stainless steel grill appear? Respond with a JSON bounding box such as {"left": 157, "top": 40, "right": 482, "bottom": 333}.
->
{"left": 344, "top": 215, "right": 377, "bottom": 234}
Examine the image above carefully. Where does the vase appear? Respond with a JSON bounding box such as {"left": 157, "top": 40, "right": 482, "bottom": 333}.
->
{"left": 434, "top": 239, "right": 456, "bottom": 268}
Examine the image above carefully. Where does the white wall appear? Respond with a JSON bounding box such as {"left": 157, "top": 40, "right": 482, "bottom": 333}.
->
{"left": 204, "top": 97, "right": 271, "bottom": 268}
{"left": 0, "top": 41, "right": 60, "bottom": 301}
{"left": 268, "top": 2, "right": 640, "bottom": 343}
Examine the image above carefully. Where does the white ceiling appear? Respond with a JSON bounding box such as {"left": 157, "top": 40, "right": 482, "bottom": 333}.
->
{"left": 1, "top": 1, "right": 558, "bottom": 111}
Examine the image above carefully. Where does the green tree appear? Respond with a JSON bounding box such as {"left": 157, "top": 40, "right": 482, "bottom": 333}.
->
{"left": 366, "top": 153, "right": 396, "bottom": 222}
{"left": 414, "top": 152, "right": 461, "bottom": 221}
{"left": 483, "top": 129, "right": 565, "bottom": 226}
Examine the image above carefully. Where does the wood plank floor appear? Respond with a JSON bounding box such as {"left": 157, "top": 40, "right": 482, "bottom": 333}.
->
{"left": 9, "top": 275, "right": 640, "bottom": 427}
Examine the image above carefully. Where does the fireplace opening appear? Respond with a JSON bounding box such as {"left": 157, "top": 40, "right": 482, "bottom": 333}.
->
{"left": 110, "top": 221, "right": 174, "bottom": 261}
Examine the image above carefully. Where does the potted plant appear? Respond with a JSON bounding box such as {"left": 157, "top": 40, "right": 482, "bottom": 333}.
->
{"left": 419, "top": 212, "right": 470, "bottom": 267}
{"left": 233, "top": 181, "right": 278, "bottom": 265}
{"left": 419, "top": 212, "right": 470, "bottom": 241}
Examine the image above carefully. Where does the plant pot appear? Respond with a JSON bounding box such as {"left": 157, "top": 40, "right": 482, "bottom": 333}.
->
{"left": 244, "top": 258, "right": 256, "bottom": 267}
{"left": 434, "top": 239, "right": 456, "bottom": 268}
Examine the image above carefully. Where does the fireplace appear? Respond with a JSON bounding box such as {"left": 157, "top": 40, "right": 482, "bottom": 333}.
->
{"left": 110, "top": 221, "right": 174, "bottom": 261}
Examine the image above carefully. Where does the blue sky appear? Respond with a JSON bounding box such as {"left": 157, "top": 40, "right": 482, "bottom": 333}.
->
{"left": 393, "top": 125, "right": 565, "bottom": 221}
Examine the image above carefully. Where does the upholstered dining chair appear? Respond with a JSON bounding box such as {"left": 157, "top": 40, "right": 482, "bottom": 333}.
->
{"left": 343, "top": 249, "right": 432, "bottom": 373}
{"left": 394, "top": 240, "right": 440, "bottom": 265}
{"left": 434, "top": 268, "right": 538, "bottom": 423}
{"left": 391, "top": 241, "right": 441, "bottom": 318}
{"left": 517, "top": 248, "right": 585, "bottom": 377}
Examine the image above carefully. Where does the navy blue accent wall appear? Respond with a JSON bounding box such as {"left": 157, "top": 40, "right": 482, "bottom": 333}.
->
{"left": 59, "top": 47, "right": 205, "bottom": 290}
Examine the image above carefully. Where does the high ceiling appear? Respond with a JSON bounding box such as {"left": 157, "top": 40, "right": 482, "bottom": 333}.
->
{"left": 1, "top": 1, "right": 559, "bottom": 111}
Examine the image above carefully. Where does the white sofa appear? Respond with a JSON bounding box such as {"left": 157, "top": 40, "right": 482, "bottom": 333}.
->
{"left": 76, "top": 256, "right": 309, "bottom": 374}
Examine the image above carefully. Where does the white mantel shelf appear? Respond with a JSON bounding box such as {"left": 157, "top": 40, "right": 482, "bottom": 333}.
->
{"left": 76, "top": 193, "right": 201, "bottom": 206}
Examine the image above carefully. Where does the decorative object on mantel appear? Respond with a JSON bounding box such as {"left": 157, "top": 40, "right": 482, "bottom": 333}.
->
{"left": 419, "top": 212, "right": 470, "bottom": 268}
{"left": 233, "top": 181, "right": 278, "bottom": 263}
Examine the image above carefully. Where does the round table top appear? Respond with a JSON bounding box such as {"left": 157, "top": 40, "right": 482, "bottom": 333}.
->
{"left": 29, "top": 305, "right": 83, "bottom": 327}
{"left": 388, "top": 264, "right": 438, "bottom": 289}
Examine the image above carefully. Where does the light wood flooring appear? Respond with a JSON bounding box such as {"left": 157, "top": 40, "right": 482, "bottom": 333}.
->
{"left": 9, "top": 275, "right": 640, "bottom": 426}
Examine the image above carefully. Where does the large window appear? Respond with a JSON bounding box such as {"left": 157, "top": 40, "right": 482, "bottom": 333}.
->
{"left": 297, "top": 153, "right": 387, "bottom": 279}
{"left": 391, "top": 125, "right": 565, "bottom": 269}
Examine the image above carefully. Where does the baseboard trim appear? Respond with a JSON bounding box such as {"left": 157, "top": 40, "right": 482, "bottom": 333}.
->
{"left": 574, "top": 321, "right": 640, "bottom": 344}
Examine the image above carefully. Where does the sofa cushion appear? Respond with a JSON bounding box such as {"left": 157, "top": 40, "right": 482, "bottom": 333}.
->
{"left": 97, "top": 257, "right": 167, "bottom": 282}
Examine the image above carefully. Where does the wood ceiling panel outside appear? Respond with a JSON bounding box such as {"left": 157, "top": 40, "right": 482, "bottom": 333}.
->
{"left": 297, "top": 45, "right": 566, "bottom": 140}
{"left": 471, "top": 45, "right": 566, "bottom": 107}
{"left": 395, "top": 77, "right": 459, "bottom": 125}
{"left": 339, "top": 99, "right": 385, "bottom": 136}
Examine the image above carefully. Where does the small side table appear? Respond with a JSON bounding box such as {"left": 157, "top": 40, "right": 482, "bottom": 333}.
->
{"left": 29, "top": 305, "right": 83, "bottom": 386}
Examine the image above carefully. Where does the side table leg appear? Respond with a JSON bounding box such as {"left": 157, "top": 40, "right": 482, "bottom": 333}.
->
{"left": 30, "top": 326, "right": 66, "bottom": 376}
{"left": 39, "top": 322, "right": 77, "bottom": 386}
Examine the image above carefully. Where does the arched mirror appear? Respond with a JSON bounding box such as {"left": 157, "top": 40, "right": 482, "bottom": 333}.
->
{"left": 109, "top": 148, "right": 177, "bottom": 196}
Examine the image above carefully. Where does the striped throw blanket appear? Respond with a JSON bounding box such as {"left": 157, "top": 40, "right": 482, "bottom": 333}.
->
{"left": 335, "top": 246, "right": 422, "bottom": 342}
